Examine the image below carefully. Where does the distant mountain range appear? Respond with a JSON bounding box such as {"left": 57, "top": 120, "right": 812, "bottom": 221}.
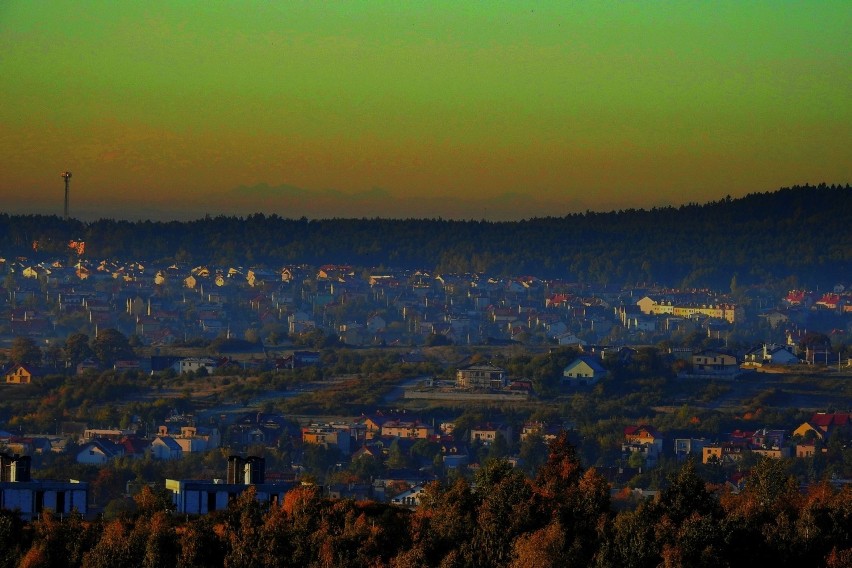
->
{"left": 2, "top": 184, "right": 849, "bottom": 289}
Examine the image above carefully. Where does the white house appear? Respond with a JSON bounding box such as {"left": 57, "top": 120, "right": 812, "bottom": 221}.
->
{"left": 390, "top": 483, "right": 428, "bottom": 508}
{"left": 562, "top": 356, "right": 607, "bottom": 386}
{"left": 555, "top": 332, "right": 587, "bottom": 346}
{"left": 76, "top": 439, "right": 124, "bottom": 465}
{"left": 174, "top": 357, "right": 218, "bottom": 375}
{"left": 150, "top": 436, "right": 183, "bottom": 460}
{"left": 744, "top": 344, "right": 800, "bottom": 366}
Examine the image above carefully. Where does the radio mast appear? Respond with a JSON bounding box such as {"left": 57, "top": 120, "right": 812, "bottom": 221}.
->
{"left": 60, "top": 171, "right": 72, "bottom": 220}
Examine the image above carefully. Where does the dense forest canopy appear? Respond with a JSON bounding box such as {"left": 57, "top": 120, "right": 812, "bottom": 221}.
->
{"left": 2, "top": 184, "right": 850, "bottom": 289}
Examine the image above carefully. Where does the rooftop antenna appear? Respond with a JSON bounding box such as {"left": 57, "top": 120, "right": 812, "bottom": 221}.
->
{"left": 60, "top": 171, "right": 72, "bottom": 220}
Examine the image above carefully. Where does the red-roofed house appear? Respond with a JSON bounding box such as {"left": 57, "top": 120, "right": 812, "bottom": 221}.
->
{"left": 794, "top": 412, "right": 850, "bottom": 440}
{"left": 624, "top": 425, "right": 663, "bottom": 448}
{"left": 784, "top": 290, "right": 814, "bottom": 307}
{"left": 623, "top": 425, "right": 664, "bottom": 466}
{"left": 815, "top": 293, "right": 844, "bottom": 311}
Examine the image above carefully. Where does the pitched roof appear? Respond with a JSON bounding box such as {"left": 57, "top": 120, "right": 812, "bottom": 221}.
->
{"left": 809, "top": 412, "right": 850, "bottom": 428}
{"left": 83, "top": 438, "right": 124, "bottom": 458}
{"left": 624, "top": 425, "right": 662, "bottom": 439}
{"left": 566, "top": 356, "right": 606, "bottom": 373}
{"left": 154, "top": 436, "right": 183, "bottom": 450}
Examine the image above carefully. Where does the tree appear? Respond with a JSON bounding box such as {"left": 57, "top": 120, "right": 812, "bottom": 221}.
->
{"left": 387, "top": 438, "right": 410, "bottom": 469}
{"left": 471, "top": 460, "right": 538, "bottom": 567}
{"left": 659, "top": 458, "right": 720, "bottom": 523}
{"left": 425, "top": 333, "right": 452, "bottom": 346}
{"left": 64, "top": 333, "right": 93, "bottom": 367}
{"left": 0, "top": 509, "right": 26, "bottom": 568}
{"left": 92, "top": 328, "right": 134, "bottom": 366}
{"left": 177, "top": 516, "right": 224, "bottom": 568}
{"left": 627, "top": 451, "right": 645, "bottom": 469}
{"left": 519, "top": 432, "right": 548, "bottom": 476}
{"left": 10, "top": 336, "right": 41, "bottom": 366}
{"left": 487, "top": 432, "right": 510, "bottom": 460}
{"left": 134, "top": 485, "right": 175, "bottom": 516}
{"left": 348, "top": 454, "right": 383, "bottom": 481}
{"left": 509, "top": 519, "right": 567, "bottom": 568}
{"left": 222, "top": 487, "right": 264, "bottom": 568}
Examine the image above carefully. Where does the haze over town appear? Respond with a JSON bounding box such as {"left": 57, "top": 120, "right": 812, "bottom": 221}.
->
{"left": 1, "top": 2, "right": 849, "bottom": 220}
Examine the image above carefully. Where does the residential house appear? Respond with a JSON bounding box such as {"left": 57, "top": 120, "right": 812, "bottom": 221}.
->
{"left": 358, "top": 415, "right": 390, "bottom": 440}
{"left": 302, "top": 424, "right": 351, "bottom": 455}
{"left": 752, "top": 446, "right": 791, "bottom": 459}
{"left": 247, "top": 269, "right": 277, "bottom": 288}
{"left": 623, "top": 425, "right": 664, "bottom": 467}
{"left": 674, "top": 438, "right": 706, "bottom": 462}
{"left": 76, "top": 439, "right": 125, "bottom": 464}
{"left": 554, "top": 332, "right": 586, "bottom": 346}
{"left": 702, "top": 443, "right": 746, "bottom": 464}
{"left": 562, "top": 356, "right": 607, "bottom": 386}
{"left": 456, "top": 364, "right": 508, "bottom": 389}
{"left": 691, "top": 349, "right": 739, "bottom": 376}
{"left": 157, "top": 425, "right": 221, "bottom": 453}
{"left": 784, "top": 290, "right": 814, "bottom": 307}
{"left": 744, "top": 344, "right": 799, "bottom": 366}
{"left": 637, "top": 297, "right": 743, "bottom": 323}
{"left": 814, "top": 293, "right": 843, "bottom": 311}
{"left": 227, "top": 413, "right": 293, "bottom": 448}
{"left": 5, "top": 364, "right": 38, "bottom": 385}
{"left": 351, "top": 445, "right": 382, "bottom": 462}
{"left": 174, "top": 357, "right": 218, "bottom": 375}
{"left": 520, "top": 421, "right": 566, "bottom": 443}
{"left": 381, "top": 419, "right": 434, "bottom": 440}
{"left": 760, "top": 310, "right": 790, "bottom": 329}
{"left": 751, "top": 428, "right": 787, "bottom": 449}
{"left": 793, "top": 412, "right": 850, "bottom": 441}
{"left": 390, "top": 483, "right": 428, "bottom": 508}
{"left": 150, "top": 436, "right": 183, "bottom": 460}
{"left": 339, "top": 323, "right": 366, "bottom": 346}
{"left": 795, "top": 440, "right": 820, "bottom": 459}
{"left": 470, "top": 423, "right": 512, "bottom": 447}
{"left": 624, "top": 315, "right": 657, "bottom": 332}
{"left": 119, "top": 436, "right": 150, "bottom": 460}
{"left": 81, "top": 428, "right": 137, "bottom": 443}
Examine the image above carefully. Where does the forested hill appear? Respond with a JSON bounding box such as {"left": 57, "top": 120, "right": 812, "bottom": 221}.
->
{"left": 2, "top": 184, "right": 850, "bottom": 289}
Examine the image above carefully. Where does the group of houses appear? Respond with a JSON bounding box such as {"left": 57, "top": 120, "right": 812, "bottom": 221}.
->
{"left": 75, "top": 422, "right": 222, "bottom": 464}
{"left": 1, "top": 410, "right": 849, "bottom": 518}
{"left": 2, "top": 254, "right": 850, "bottom": 374}
{"left": 618, "top": 412, "right": 851, "bottom": 474}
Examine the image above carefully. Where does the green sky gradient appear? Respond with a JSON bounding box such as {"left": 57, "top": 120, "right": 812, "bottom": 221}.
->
{"left": 1, "top": 1, "right": 849, "bottom": 220}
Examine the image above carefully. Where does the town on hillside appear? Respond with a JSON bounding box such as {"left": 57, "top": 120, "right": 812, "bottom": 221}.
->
{"left": 0, "top": 255, "right": 850, "bottom": 525}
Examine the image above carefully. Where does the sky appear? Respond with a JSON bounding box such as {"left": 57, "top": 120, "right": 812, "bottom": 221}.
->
{"left": 0, "top": 1, "right": 849, "bottom": 221}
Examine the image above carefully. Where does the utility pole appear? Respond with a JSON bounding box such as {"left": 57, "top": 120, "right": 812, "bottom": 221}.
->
{"left": 60, "top": 171, "right": 72, "bottom": 220}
